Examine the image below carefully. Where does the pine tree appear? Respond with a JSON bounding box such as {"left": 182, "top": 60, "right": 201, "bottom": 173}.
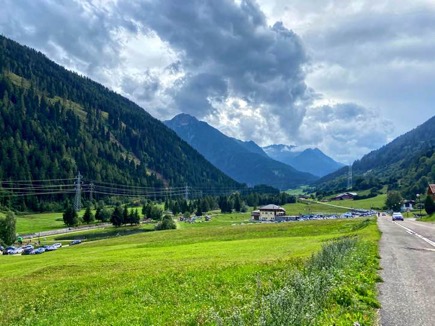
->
{"left": 123, "top": 205, "right": 129, "bottom": 225}
{"left": 111, "top": 205, "right": 123, "bottom": 227}
{"left": 82, "top": 205, "right": 94, "bottom": 224}
{"left": 63, "top": 205, "right": 79, "bottom": 227}
{"left": 131, "top": 209, "right": 140, "bottom": 225}
{"left": 234, "top": 193, "right": 241, "bottom": 212}
{"left": 0, "top": 211, "right": 16, "bottom": 245}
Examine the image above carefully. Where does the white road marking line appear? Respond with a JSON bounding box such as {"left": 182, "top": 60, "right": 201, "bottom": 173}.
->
{"left": 394, "top": 221, "right": 435, "bottom": 248}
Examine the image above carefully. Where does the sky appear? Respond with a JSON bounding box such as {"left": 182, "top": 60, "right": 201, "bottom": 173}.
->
{"left": 1, "top": 0, "right": 434, "bottom": 164}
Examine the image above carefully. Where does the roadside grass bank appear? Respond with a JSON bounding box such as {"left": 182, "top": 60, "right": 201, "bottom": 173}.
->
{"left": 419, "top": 214, "right": 434, "bottom": 222}
{"left": 217, "top": 234, "right": 380, "bottom": 325}
{"left": 0, "top": 217, "right": 379, "bottom": 325}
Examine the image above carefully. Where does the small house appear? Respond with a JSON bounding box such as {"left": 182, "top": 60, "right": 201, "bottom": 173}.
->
{"left": 259, "top": 204, "right": 286, "bottom": 221}
{"left": 332, "top": 192, "right": 357, "bottom": 200}
{"left": 401, "top": 200, "right": 415, "bottom": 211}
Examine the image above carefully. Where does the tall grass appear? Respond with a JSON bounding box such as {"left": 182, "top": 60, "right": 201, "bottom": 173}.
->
{"left": 216, "top": 232, "right": 380, "bottom": 325}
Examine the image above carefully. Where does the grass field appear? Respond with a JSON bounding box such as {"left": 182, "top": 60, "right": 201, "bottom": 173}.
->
{"left": 16, "top": 212, "right": 67, "bottom": 234}
{"left": 307, "top": 194, "right": 387, "bottom": 211}
{"left": 0, "top": 213, "right": 380, "bottom": 325}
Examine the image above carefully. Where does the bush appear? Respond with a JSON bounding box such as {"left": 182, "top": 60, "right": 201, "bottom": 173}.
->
{"left": 425, "top": 196, "right": 435, "bottom": 215}
{"left": 155, "top": 215, "right": 176, "bottom": 231}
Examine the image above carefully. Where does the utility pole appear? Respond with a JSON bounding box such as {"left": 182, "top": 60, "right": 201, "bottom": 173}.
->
{"left": 89, "top": 182, "right": 94, "bottom": 202}
{"left": 74, "top": 172, "right": 82, "bottom": 212}
{"left": 347, "top": 165, "right": 352, "bottom": 190}
{"left": 184, "top": 185, "right": 189, "bottom": 201}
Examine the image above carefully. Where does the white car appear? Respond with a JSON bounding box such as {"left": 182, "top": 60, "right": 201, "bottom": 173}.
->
{"left": 392, "top": 212, "right": 404, "bottom": 221}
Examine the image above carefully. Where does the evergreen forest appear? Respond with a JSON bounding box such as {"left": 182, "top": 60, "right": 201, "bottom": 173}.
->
{"left": 0, "top": 35, "right": 241, "bottom": 211}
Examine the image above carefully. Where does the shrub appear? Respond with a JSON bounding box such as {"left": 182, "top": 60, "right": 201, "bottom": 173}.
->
{"left": 155, "top": 215, "right": 176, "bottom": 231}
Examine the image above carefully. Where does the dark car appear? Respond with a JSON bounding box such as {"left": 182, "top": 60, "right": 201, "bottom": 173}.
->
{"left": 70, "top": 239, "right": 82, "bottom": 245}
{"left": 3, "top": 246, "right": 17, "bottom": 255}
{"left": 22, "top": 248, "right": 34, "bottom": 255}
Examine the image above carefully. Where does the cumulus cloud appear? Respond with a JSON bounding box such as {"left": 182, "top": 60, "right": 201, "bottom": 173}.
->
{"left": 298, "top": 103, "right": 392, "bottom": 163}
{"left": 1, "top": 0, "right": 422, "bottom": 164}
{"left": 0, "top": 0, "right": 128, "bottom": 82}
{"left": 259, "top": 0, "right": 435, "bottom": 140}
{"left": 118, "top": 0, "right": 311, "bottom": 139}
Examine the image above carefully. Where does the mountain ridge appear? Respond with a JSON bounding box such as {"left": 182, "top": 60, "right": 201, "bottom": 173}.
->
{"left": 165, "top": 113, "right": 317, "bottom": 189}
{"left": 263, "top": 144, "right": 345, "bottom": 177}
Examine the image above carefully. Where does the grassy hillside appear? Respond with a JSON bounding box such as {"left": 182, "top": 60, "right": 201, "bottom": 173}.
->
{"left": 1, "top": 215, "right": 380, "bottom": 325}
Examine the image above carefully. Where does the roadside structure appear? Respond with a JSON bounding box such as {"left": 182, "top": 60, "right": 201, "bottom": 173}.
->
{"left": 428, "top": 184, "right": 435, "bottom": 200}
{"left": 401, "top": 200, "right": 415, "bottom": 211}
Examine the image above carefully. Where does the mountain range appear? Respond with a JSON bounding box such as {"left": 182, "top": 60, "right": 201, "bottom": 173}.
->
{"left": 1, "top": 34, "right": 432, "bottom": 205}
{"left": 165, "top": 114, "right": 318, "bottom": 189}
{"left": 263, "top": 144, "right": 345, "bottom": 177}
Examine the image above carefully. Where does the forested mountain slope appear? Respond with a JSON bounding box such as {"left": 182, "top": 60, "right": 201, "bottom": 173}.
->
{"left": 315, "top": 115, "right": 435, "bottom": 198}
{"left": 0, "top": 35, "right": 241, "bottom": 209}
{"left": 165, "top": 114, "right": 317, "bottom": 189}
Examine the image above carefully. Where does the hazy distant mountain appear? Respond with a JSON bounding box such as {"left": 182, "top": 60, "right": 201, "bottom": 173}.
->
{"left": 263, "top": 144, "right": 345, "bottom": 177}
{"left": 165, "top": 114, "right": 318, "bottom": 189}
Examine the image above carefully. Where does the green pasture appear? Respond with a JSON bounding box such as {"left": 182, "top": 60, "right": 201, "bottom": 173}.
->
{"left": 309, "top": 194, "right": 387, "bottom": 211}
{"left": 284, "top": 201, "right": 349, "bottom": 215}
{"left": 16, "top": 212, "right": 67, "bottom": 234}
{"left": 350, "top": 194, "right": 387, "bottom": 210}
{"left": 0, "top": 216, "right": 379, "bottom": 325}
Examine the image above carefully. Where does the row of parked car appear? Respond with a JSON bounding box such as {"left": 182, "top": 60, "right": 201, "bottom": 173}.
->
{"left": 1, "top": 239, "right": 82, "bottom": 255}
{"left": 1, "top": 242, "right": 62, "bottom": 255}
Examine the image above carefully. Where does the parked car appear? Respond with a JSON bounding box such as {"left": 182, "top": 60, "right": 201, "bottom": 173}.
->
{"left": 14, "top": 247, "right": 24, "bottom": 254}
{"left": 70, "top": 239, "right": 82, "bottom": 245}
{"left": 3, "top": 246, "right": 16, "bottom": 255}
{"left": 392, "top": 212, "right": 404, "bottom": 221}
{"left": 31, "top": 248, "right": 45, "bottom": 254}
{"left": 22, "top": 245, "right": 34, "bottom": 251}
{"left": 43, "top": 245, "right": 57, "bottom": 251}
{"left": 22, "top": 248, "right": 34, "bottom": 255}
{"left": 52, "top": 243, "right": 62, "bottom": 249}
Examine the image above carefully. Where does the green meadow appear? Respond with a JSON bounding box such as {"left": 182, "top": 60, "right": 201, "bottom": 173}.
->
{"left": 15, "top": 212, "right": 67, "bottom": 234}
{"left": 0, "top": 212, "right": 380, "bottom": 325}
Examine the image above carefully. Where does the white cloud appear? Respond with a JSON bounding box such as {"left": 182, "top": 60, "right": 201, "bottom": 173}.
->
{"left": 0, "top": 0, "right": 433, "bottom": 164}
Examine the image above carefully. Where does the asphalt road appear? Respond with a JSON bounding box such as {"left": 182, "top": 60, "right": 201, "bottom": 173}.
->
{"left": 378, "top": 215, "right": 435, "bottom": 325}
